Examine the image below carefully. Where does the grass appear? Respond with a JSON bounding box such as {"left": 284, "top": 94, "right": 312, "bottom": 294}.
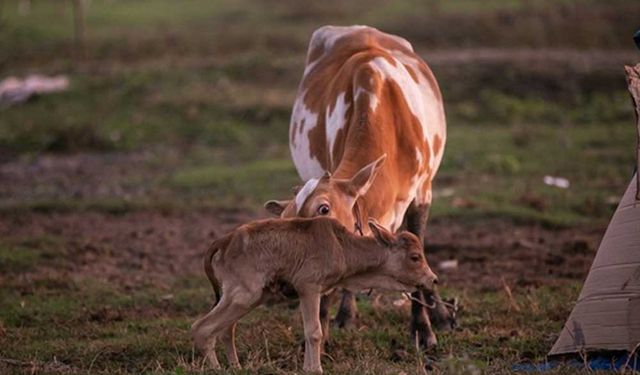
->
{"left": 0, "top": 246, "right": 592, "bottom": 374}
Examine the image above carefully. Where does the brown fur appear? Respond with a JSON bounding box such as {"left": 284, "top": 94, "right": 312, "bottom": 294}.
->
{"left": 191, "top": 217, "right": 437, "bottom": 373}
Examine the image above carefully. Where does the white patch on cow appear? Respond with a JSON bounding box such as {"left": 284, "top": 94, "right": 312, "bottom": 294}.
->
{"left": 415, "top": 147, "right": 424, "bottom": 170}
{"left": 325, "top": 92, "right": 350, "bottom": 166}
{"left": 303, "top": 60, "right": 319, "bottom": 77}
{"left": 295, "top": 178, "right": 320, "bottom": 214}
{"left": 310, "top": 25, "right": 413, "bottom": 56}
{"left": 290, "top": 93, "right": 325, "bottom": 181}
{"left": 311, "top": 25, "right": 368, "bottom": 52}
{"left": 355, "top": 85, "right": 378, "bottom": 113}
{"left": 368, "top": 53, "right": 445, "bottom": 173}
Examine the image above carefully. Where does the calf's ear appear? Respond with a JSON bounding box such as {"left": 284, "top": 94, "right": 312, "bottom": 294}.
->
{"left": 348, "top": 154, "right": 387, "bottom": 198}
{"left": 368, "top": 219, "right": 395, "bottom": 247}
{"left": 264, "top": 200, "right": 291, "bottom": 216}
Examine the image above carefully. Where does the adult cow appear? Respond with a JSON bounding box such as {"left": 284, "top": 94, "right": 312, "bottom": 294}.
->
{"left": 265, "top": 25, "right": 451, "bottom": 349}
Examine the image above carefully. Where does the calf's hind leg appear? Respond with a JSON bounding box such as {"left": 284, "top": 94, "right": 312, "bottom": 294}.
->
{"left": 221, "top": 322, "right": 240, "bottom": 368}
{"left": 191, "top": 288, "right": 261, "bottom": 368}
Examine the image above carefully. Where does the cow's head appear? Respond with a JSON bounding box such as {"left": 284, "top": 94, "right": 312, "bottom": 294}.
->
{"left": 264, "top": 154, "right": 386, "bottom": 233}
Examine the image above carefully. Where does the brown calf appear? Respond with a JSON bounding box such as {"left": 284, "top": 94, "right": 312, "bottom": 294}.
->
{"left": 191, "top": 217, "right": 437, "bottom": 373}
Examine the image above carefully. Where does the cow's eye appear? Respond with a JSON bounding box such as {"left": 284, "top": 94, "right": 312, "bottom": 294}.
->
{"left": 410, "top": 254, "right": 421, "bottom": 262}
{"left": 317, "top": 204, "right": 330, "bottom": 215}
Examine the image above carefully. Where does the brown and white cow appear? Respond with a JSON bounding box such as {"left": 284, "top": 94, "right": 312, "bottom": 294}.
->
{"left": 265, "top": 25, "right": 450, "bottom": 350}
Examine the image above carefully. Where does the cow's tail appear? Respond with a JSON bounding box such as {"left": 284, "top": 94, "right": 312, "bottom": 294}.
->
{"left": 204, "top": 234, "right": 225, "bottom": 307}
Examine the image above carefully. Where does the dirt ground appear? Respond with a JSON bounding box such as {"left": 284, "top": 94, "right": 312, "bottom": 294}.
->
{"left": 0, "top": 209, "right": 603, "bottom": 293}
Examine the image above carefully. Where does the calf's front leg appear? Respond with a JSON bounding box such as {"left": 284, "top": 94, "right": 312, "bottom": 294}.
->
{"left": 299, "top": 291, "right": 323, "bottom": 373}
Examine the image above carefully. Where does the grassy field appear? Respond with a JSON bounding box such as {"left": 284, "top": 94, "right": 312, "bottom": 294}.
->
{"left": 1, "top": 0, "right": 639, "bottom": 373}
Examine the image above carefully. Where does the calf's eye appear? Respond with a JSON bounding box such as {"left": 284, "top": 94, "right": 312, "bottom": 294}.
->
{"left": 317, "top": 204, "right": 330, "bottom": 215}
{"left": 410, "top": 254, "right": 421, "bottom": 262}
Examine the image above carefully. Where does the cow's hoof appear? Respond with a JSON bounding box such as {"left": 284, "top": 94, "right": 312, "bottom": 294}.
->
{"left": 411, "top": 323, "right": 438, "bottom": 352}
{"left": 423, "top": 354, "right": 437, "bottom": 371}
{"left": 332, "top": 310, "right": 357, "bottom": 330}
{"left": 428, "top": 297, "right": 459, "bottom": 331}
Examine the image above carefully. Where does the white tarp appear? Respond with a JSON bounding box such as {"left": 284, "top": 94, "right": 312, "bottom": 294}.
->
{"left": 0, "top": 75, "right": 69, "bottom": 106}
{"left": 550, "top": 173, "right": 640, "bottom": 355}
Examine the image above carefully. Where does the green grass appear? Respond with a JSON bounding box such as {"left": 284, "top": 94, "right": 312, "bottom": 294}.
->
{"left": 0, "top": 263, "right": 599, "bottom": 374}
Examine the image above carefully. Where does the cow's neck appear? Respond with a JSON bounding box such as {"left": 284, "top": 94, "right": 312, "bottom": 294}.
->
{"left": 332, "top": 154, "right": 394, "bottom": 231}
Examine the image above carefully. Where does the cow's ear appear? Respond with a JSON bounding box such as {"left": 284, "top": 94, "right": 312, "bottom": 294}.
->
{"left": 368, "top": 218, "right": 395, "bottom": 247}
{"left": 348, "top": 154, "right": 386, "bottom": 198}
{"left": 264, "top": 200, "right": 291, "bottom": 216}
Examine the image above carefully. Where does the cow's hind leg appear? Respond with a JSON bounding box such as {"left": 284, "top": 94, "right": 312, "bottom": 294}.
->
{"left": 333, "top": 289, "right": 357, "bottom": 329}
{"left": 319, "top": 290, "right": 339, "bottom": 347}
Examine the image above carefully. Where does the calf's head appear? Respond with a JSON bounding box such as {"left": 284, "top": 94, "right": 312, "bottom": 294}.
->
{"left": 368, "top": 220, "right": 438, "bottom": 291}
{"left": 264, "top": 155, "right": 386, "bottom": 233}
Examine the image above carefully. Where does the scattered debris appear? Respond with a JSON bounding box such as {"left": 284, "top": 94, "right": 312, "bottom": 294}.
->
{"left": 605, "top": 195, "right": 620, "bottom": 205}
{"left": 517, "top": 192, "right": 549, "bottom": 212}
{"left": 543, "top": 175, "right": 570, "bottom": 189}
{"left": 451, "top": 197, "right": 477, "bottom": 208}
{"left": 434, "top": 187, "right": 455, "bottom": 198}
{"left": 392, "top": 293, "right": 409, "bottom": 307}
{"left": 501, "top": 277, "right": 521, "bottom": 312}
{"left": 438, "top": 259, "right": 459, "bottom": 271}
{"left": 512, "top": 238, "right": 536, "bottom": 250}
{"left": 159, "top": 293, "right": 174, "bottom": 301}
{"left": 0, "top": 75, "right": 69, "bottom": 106}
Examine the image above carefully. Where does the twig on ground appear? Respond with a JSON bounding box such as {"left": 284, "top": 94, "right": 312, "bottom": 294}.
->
{"left": 501, "top": 277, "right": 520, "bottom": 313}
{"left": 405, "top": 293, "right": 436, "bottom": 309}
{"left": 0, "top": 357, "right": 33, "bottom": 366}
{"left": 621, "top": 341, "right": 640, "bottom": 374}
{"left": 414, "top": 334, "right": 428, "bottom": 375}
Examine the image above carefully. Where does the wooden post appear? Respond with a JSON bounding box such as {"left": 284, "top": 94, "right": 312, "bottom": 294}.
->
{"left": 72, "top": 0, "right": 86, "bottom": 60}
{"left": 625, "top": 63, "right": 640, "bottom": 200}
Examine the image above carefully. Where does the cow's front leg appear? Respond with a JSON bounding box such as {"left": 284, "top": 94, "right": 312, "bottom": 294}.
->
{"left": 407, "top": 201, "right": 457, "bottom": 332}
{"left": 406, "top": 201, "right": 437, "bottom": 351}
{"left": 300, "top": 291, "right": 323, "bottom": 373}
{"left": 410, "top": 290, "right": 438, "bottom": 349}
{"left": 333, "top": 289, "right": 357, "bottom": 329}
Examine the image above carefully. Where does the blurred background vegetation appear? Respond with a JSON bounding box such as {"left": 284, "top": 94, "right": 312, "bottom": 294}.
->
{"left": 1, "top": 0, "right": 639, "bottom": 225}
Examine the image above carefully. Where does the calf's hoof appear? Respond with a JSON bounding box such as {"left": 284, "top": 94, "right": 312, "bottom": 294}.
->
{"left": 332, "top": 307, "right": 357, "bottom": 330}
{"left": 205, "top": 352, "right": 221, "bottom": 370}
{"left": 303, "top": 364, "right": 323, "bottom": 373}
